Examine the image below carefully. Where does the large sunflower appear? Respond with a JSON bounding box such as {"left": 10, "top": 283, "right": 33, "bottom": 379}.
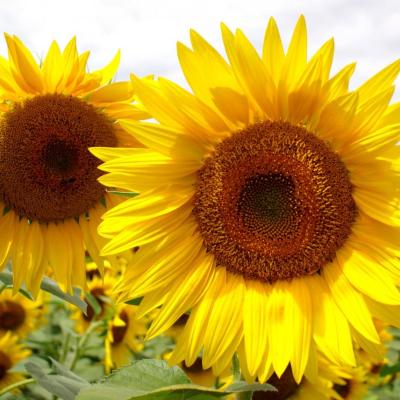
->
{"left": 0, "top": 35, "right": 147, "bottom": 295}
{"left": 92, "top": 16, "right": 400, "bottom": 383}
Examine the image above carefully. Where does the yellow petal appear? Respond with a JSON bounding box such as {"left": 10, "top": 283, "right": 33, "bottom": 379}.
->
{"left": 356, "top": 59, "right": 400, "bottom": 106}
{"left": 339, "top": 246, "right": 400, "bottom": 305}
{"left": 243, "top": 280, "right": 269, "bottom": 376}
{"left": 90, "top": 81, "right": 133, "bottom": 104}
{"left": 5, "top": 34, "right": 43, "bottom": 93}
{"left": 323, "top": 260, "right": 379, "bottom": 343}
{"left": 203, "top": 270, "right": 245, "bottom": 368}
{"left": 281, "top": 15, "right": 307, "bottom": 88}
{"left": 118, "top": 120, "right": 204, "bottom": 161}
{"left": 267, "top": 281, "right": 292, "bottom": 377}
{"left": 262, "top": 17, "right": 284, "bottom": 84}
{"left": 308, "top": 275, "right": 355, "bottom": 366}
{"left": 289, "top": 278, "right": 312, "bottom": 384}
{"left": 146, "top": 252, "right": 214, "bottom": 338}
{"left": 93, "top": 50, "right": 120, "bottom": 85}
{"left": 0, "top": 210, "right": 16, "bottom": 267}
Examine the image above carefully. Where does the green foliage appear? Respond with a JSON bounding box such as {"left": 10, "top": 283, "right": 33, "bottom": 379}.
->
{"left": 0, "top": 271, "right": 87, "bottom": 313}
{"left": 26, "top": 360, "right": 89, "bottom": 400}
{"left": 27, "top": 359, "right": 275, "bottom": 400}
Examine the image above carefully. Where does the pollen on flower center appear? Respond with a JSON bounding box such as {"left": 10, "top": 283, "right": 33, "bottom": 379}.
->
{"left": 193, "top": 121, "right": 357, "bottom": 283}
{"left": 0, "top": 301, "right": 26, "bottom": 330}
{"left": 0, "top": 94, "right": 117, "bottom": 223}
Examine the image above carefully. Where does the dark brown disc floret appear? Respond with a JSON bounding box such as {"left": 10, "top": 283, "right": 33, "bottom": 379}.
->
{"left": 0, "top": 94, "right": 117, "bottom": 223}
{"left": 193, "top": 121, "right": 357, "bottom": 283}
{"left": 111, "top": 310, "right": 129, "bottom": 344}
{"left": 253, "top": 368, "right": 300, "bottom": 400}
{"left": 0, "top": 300, "right": 26, "bottom": 330}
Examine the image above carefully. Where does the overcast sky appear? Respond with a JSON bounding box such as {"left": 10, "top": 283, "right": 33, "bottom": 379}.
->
{"left": 0, "top": 0, "right": 400, "bottom": 96}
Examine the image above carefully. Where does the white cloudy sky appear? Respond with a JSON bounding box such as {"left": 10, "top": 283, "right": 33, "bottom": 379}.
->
{"left": 0, "top": 0, "right": 400, "bottom": 96}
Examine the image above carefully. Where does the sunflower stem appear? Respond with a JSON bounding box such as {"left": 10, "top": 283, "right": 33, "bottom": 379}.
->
{"left": 232, "top": 353, "right": 241, "bottom": 381}
{"left": 69, "top": 320, "right": 103, "bottom": 370}
{"left": 59, "top": 331, "right": 71, "bottom": 364}
{"left": 0, "top": 378, "right": 35, "bottom": 396}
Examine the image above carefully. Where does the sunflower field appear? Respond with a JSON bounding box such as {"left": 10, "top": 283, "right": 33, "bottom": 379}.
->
{"left": 1, "top": 14, "right": 400, "bottom": 400}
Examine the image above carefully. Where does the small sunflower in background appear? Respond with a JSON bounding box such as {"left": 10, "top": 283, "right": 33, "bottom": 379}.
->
{"left": 72, "top": 263, "right": 116, "bottom": 333}
{"left": 93, "top": 15, "right": 400, "bottom": 384}
{"left": 0, "top": 35, "right": 148, "bottom": 295}
{"left": 104, "top": 303, "right": 147, "bottom": 373}
{"left": 0, "top": 332, "right": 30, "bottom": 390}
{"left": 353, "top": 320, "right": 393, "bottom": 389}
{"left": 331, "top": 366, "right": 368, "bottom": 400}
{"left": 0, "top": 289, "right": 45, "bottom": 338}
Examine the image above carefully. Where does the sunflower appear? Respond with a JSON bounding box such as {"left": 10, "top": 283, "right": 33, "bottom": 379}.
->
{"left": 331, "top": 366, "right": 368, "bottom": 400}
{"left": 104, "top": 303, "right": 147, "bottom": 372}
{"left": 92, "top": 16, "right": 400, "bottom": 383}
{"left": 0, "top": 288, "right": 45, "bottom": 337}
{"left": 72, "top": 263, "right": 116, "bottom": 333}
{"left": 0, "top": 332, "right": 30, "bottom": 390}
{"left": 251, "top": 368, "right": 335, "bottom": 400}
{"left": 0, "top": 35, "right": 147, "bottom": 296}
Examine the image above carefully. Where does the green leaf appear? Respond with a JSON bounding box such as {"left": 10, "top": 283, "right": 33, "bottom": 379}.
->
{"left": 108, "top": 191, "right": 139, "bottom": 198}
{"left": 76, "top": 360, "right": 275, "bottom": 400}
{"left": 380, "top": 362, "right": 400, "bottom": 377}
{"left": 84, "top": 292, "right": 102, "bottom": 317}
{"left": 40, "top": 277, "right": 87, "bottom": 314}
{"left": 225, "top": 382, "right": 275, "bottom": 393}
{"left": 25, "top": 361, "right": 90, "bottom": 400}
{"left": 125, "top": 297, "right": 143, "bottom": 306}
{"left": 0, "top": 271, "right": 87, "bottom": 314}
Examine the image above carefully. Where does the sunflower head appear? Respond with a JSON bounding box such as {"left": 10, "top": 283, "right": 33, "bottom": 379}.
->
{"left": 0, "top": 289, "right": 46, "bottom": 337}
{"left": 332, "top": 366, "right": 368, "bottom": 400}
{"left": 93, "top": 16, "right": 400, "bottom": 384}
{"left": 104, "top": 304, "right": 147, "bottom": 373}
{"left": 0, "top": 35, "right": 148, "bottom": 295}
{"left": 0, "top": 332, "right": 30, "bottom": 390}
{"left": 72, "top": 265, "right": 116, "bottom": 333}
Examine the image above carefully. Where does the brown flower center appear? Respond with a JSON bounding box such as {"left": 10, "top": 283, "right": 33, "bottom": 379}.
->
{"left": 0, "top": 300, "right": 26, "bottom": 330}
{"left": 83, "top": 287, "right": 107, "bottom": 321}
{"left": 0, "top": 94, "right": 117, "bottom": 223}
{"left": 0, "top": 351, "right": 12, "bottom": 380}
{"left": 252, "top": 368, "right": 300, "bottom": 400}
{"left": 194, "top": 121, "right": 356, "bottom": 283}
{"left": 333, "top": 379, "right": 352, "bottom": 398}
{"left": 111, "top": 310, "right": 129, "bottom": 344}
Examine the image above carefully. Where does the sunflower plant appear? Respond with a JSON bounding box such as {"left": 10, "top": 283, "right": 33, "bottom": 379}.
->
{"left": 1, "top": 15, "right": 400, "bottom": 400}
{"left": 93, "top": 16, "right": 400, "bottom": 386}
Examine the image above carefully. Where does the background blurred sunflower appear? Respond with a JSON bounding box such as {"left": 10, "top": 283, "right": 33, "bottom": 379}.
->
{"left": 93, "top": 16, "right": 400, "bottom": 384}
{"left": 0, "top": 289, "right": 45, "bottom": 338}
{"left": 0, "top": 332, "right": 30, "bottom": 390}
{"left": 332, "top": 366, "right": 369, "bottom": 400}
{"left": 0, "top": 35, "right": 148, "bottom": 295}
{"left": 72, "top": 263, "right": 116, "bottom": 333}
{"left": 104, "top": 303, "right": 147, "bottom": 373}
